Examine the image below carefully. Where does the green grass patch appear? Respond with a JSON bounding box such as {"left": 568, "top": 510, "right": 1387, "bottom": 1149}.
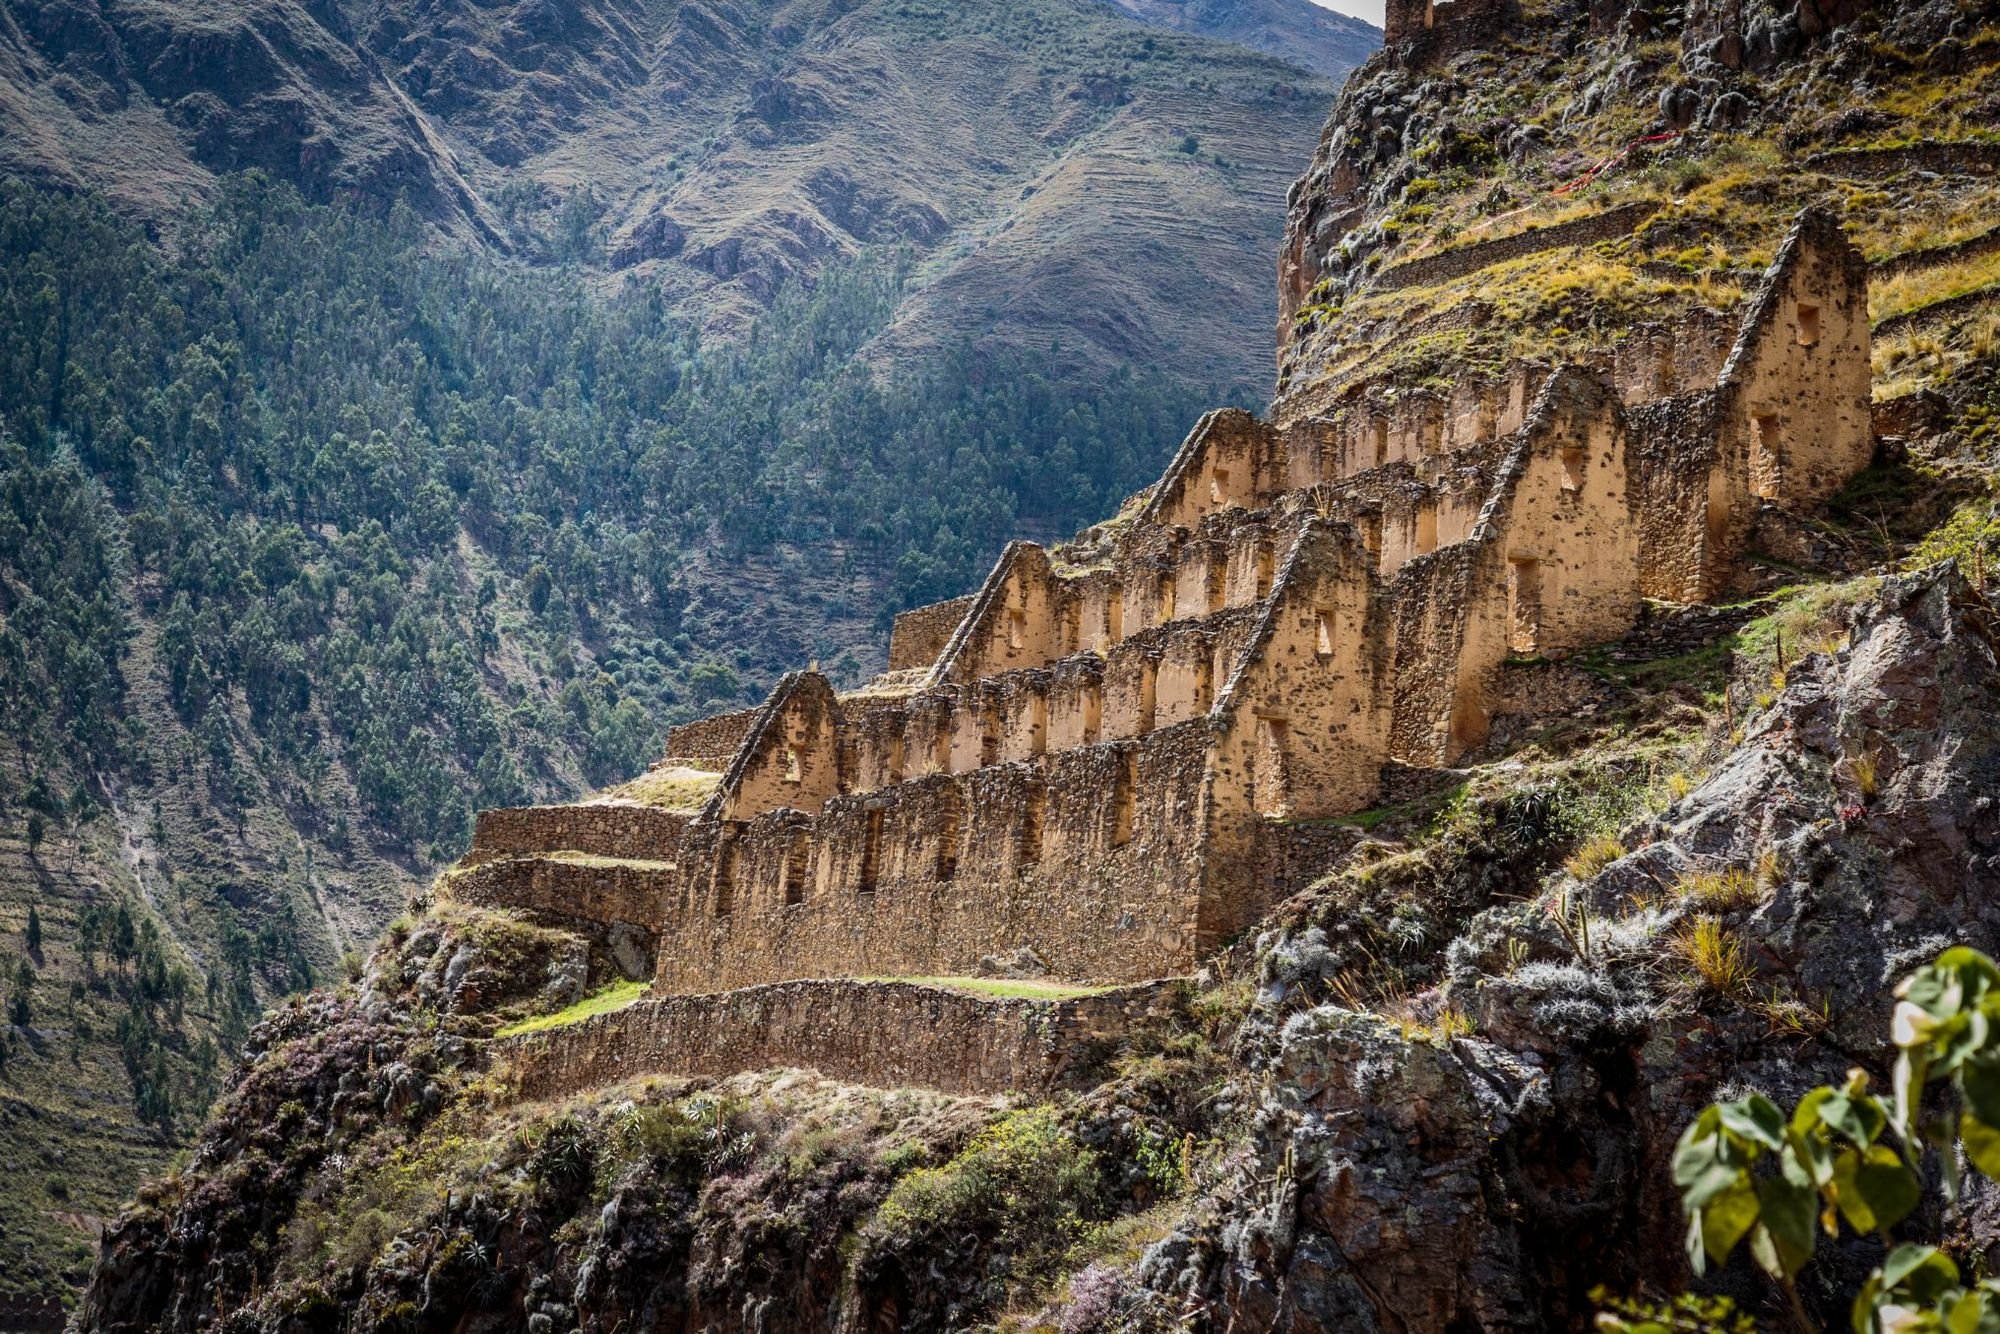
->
{"left": 496, "top": 980, "right": 649, "bottom": 1038}
{"left": 862, "top": 975, "right": 1116, "bottom": 1001}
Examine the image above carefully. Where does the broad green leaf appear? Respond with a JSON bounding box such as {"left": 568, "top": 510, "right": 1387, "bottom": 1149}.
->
{"left": 1697, "top": 1175, "right": 1760, "bottom": 1267}
{"left": 1883, "top": 1244, "right": 1960, "bottom": 1298}
{"left": 1896, "top": 1050, "right": 1931, "bottom": 1144}
{"left": 1821, "top": 1088, "right": 1889, "bottom": 1147}
{"left": 1755, "top": 1174, "right": 1819, "bottom": 1279}
{"left": 1963, "top": 1111, "right": 2000, "bottom": 1182}
{"left": 1964, "top": 1058, "right": 2000, "bottom": 1128}
{"left": 1790, "top": 1124, "right": 1835, "bottom": 1189}
{"left": 1674, "top": 1122, "right": 1751, "bottom": 1210}
{"left": 1853, "top": 1144, "right": 1921, "bottom": 1233}
{"left": 1720, "top": 1095, "right": 1789, "bottom": 1151}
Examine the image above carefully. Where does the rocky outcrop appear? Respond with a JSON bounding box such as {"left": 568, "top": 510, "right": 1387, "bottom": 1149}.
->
{"left": 1114, "top": 567, "right": 2000, "bottom": 1330}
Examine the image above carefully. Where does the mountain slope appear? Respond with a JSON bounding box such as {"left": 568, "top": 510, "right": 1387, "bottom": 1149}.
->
{"left": 1099, "top": 0, "right": 1380, "bottom": 78}
{"left": 58, "top": 0, "right": 2000, "bottom": 1330}
{"left": 0, "top": 0, "right": 1359, "bottom": 392}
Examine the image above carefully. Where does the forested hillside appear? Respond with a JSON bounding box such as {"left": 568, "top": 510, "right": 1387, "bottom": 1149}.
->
{"left": 0, "top": 176, "right": 1218, "bottom": 1304}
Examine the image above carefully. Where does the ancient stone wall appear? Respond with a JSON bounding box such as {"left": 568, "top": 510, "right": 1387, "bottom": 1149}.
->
{"left": 470, "top": 804, "right": 691, "bottom": 863}
{"left": 445, "top": 855, "right": 677, "bottom": 935}
{"left": 665, "top": 708, "right": 761, "bottom": 771}
{"left": 1140, "top": 408, "right": 1280, "bottom": 531}
{"left": 1374, "top": 201, "right": 1659, "bottom": 292}
{"left": 500, "top": 979, "right": 1190, "bottom": 1099}
{"left": 650, "top": 726, "right": 1213, "bottom": 993}
{"left": 1714, "top": 208, "right": 1874, "bottom": 514}
{"left": 715, "top": 672, "right": 842, "bottom": 820}
{"left": 887, "top": 595, "right": 974, "bottom": 670}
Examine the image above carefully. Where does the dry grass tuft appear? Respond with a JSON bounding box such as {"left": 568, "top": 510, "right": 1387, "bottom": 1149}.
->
{"left": 1673, "top": 916, "right": 1758, "bottom": 996}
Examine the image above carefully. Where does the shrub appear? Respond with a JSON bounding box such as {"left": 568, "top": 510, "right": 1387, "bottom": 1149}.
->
{"left": 867, "top": 1107, "right": 1103, "bottom": 1301}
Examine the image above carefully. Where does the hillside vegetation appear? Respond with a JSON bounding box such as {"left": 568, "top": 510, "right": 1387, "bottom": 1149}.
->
{"left": 0, "top": 175, "right": 1219, "bottom": 1305}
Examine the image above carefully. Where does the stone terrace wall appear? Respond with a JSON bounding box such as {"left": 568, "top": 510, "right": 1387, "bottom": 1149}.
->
{"left": 1374, "top": 200, "right": 1659, "bottom": 293}
{"left": 447, "top": 855, "right": 677, "bottom": 934}
{"left": 888, "top": 596, "right": 974, "bottom": 671}
{"left": 470, "top": 804, "right": 690, "bottom": 863}
{"left": 500, "top": 979, "right": 1189, "bottom": 1099}
{"left": 665, "top": 708, "right": 761, "bottom": 770}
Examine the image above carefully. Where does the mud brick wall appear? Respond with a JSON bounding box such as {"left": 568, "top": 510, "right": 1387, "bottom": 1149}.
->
{"left": 665, "top": 708, "right": 761, "bottom": 770}
{"left": 887, "top": 596, "right": 974, "bottom": 671}
{"left": 500, "top": 979, "right": 1189, "bottom": 1098}
{"left": 446, "top": 856, "right": 678, "bottom": 934}
{"left": 471, "top": 804, "right": 690, "bottom": 862}
{"left": 1374, "top": 201, "right": 1659, "bottom": 293}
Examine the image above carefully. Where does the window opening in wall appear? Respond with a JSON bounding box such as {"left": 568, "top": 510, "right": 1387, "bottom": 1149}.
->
{"left": 932, "top": 721, "right": 952, "bottom": 775}
{"left": 936, "top": 796, "right": 960, "bottom": 881}
{"left": 1007, "top": 607, "right": 1027, "bottom": 651}
{"left": 1254, "top": 716, "right": 1290, "bottom": 817}
{"left": 1027, "top": 692, "right": 1048, "bottom": 756}
{"left": 1082, "top": 683, "right": 1102, "bottom": 745}
{"left": 1209, "top": 467, "right": 1231, "bottom": 507}
{"left": 783, "top": 746, "right": 802, "bottom": 784}
{"left": 1507, "top": 558, "right": 1542, "bottom": 656}
{"left": 1112, "top": 752, "right": 1137, "bottom": 846}
{"left": 1157, "top": 573, "right": 1176, "bottom": 625}
{"left": 1255, "top": 545, "right": 1276, "bottom": 601}
{"left": 1360, "top": 514, "right": 1383, "bottom": 564}
{"left": 1018, "top": 784, "right": 1045, "bottom": 872}
{"left": 1206, "top": 556, "right": 1226, "bottom": 613}
{"left": 1796, "top": 302, "right": 1821, "bottom": 347}
{"left": 1560, "top": 446, "right": 1586, "bottom": 493}
{"left": 1105, "top": 592, "right": 1124, "bottom": 645}
{"left": 1752, "top": 414, "right": 1782, "bottom": 499}
{"left": 1415, "top": 504, "right": 1438, "bottom": 555}
{"left": 783, "top": 832, "right": 810, "bottom": 906}
{"left": 714, "top": 834, "right": 737, "bottom": 917}
{"left": 1191, "top": 657, "right": 1214, "bottom": 714}
{"left": 979, "top": 706, "right": 999, "bottom": 767}
{"left": 858, "top": 809, "right": 884, "bottom": 894}
{"left": 1316, "top": 608, "right": 1338, "bottom": 658}
{"left": 1137, "top": 661, "right": 1157, "bottom": 734}
{"left": 1372, "top": 418, "right": 1389, "bottom": 468}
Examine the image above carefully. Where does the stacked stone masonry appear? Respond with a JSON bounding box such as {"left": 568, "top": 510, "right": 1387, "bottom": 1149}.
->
{"left": 502, "top": 980, "right": 1187, "bottom": 1100}
{"left": 449, "top": 208, "right": 1874, "bottom": 1089}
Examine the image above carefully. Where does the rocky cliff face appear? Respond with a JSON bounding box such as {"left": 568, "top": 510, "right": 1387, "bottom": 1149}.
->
{"left": 1273, "top": 0, "right": 2000, "bottom": 413}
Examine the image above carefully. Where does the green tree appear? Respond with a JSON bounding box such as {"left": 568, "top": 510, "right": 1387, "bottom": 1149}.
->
{"left": 25, "top": 811, "right": 43, "bottom": 854}
{"left": 24, "top": 905, "right": 40, "bottom": 954}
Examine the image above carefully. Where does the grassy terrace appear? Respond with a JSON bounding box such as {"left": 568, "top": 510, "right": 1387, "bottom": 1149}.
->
{"left": 496, "top": 980, "right": 651, "bottom": 1038}
{"left": 860, "top": 976, "right": 1120, "bottom": 1001}
{"left": 597, "top": 766, "right": 720, "bottom": 811}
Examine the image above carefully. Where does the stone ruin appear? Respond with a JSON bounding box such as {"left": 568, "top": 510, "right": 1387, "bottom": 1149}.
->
{"left": 451, "top": 207, "right": 1873, "bottom": 1091}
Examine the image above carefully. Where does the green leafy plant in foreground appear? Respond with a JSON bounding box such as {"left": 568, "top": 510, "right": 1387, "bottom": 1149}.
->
{"left": 1653, "top": 948, "right": 2000, "bottom": 1333}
